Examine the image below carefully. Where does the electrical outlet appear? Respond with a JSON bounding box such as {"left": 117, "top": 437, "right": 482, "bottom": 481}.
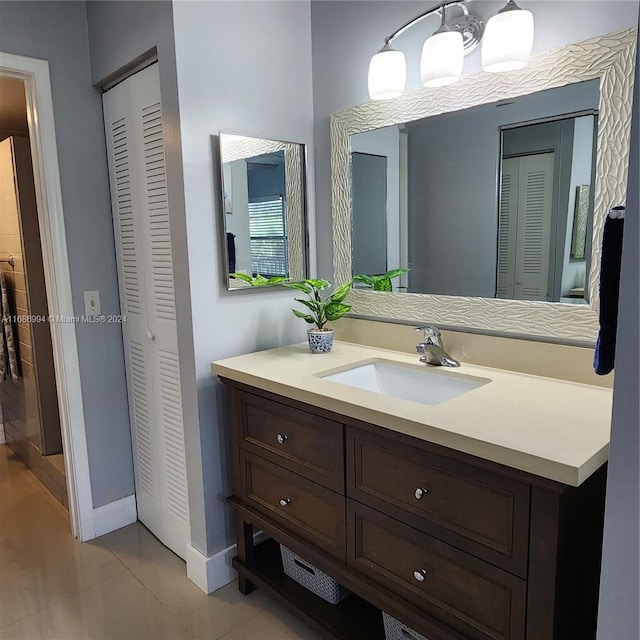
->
{"left": 83, "top": 290, "right": 101, "bottom": 317}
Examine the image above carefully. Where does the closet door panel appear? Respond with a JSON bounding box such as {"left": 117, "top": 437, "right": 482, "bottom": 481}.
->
{"left": 103, "top": 64, "right": 189, "bottom": 558}
{"left": 103, "top": 84, "right": 163, "bottom": 540}
{"left": 129, "top": 65, "right": 189, "bottom": 558}
{"left": 497, "top": 158, "right": 518, "bottom": 299}
{"left": 514, "top": 153, "right": 554, "bottom": 301}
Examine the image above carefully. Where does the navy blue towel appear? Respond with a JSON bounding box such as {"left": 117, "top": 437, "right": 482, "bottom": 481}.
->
{"left": 594, "top": 207, "right": 625, "bottom": 375}
{"left": 227, "top": 232, "right": 236, "bottom": 273}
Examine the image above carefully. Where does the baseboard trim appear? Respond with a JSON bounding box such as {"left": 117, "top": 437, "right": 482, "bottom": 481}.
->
{"left": 186, "top": 531, "right": 266, "bottom": 594}
{"left": 92, "top": 494, "right": 137, "bottom": 538}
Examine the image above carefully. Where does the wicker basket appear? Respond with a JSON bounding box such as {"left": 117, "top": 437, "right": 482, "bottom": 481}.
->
{"left": 382, "top": 611, "right": 429, "bottom": 640}
{"left": 280, "top": 545, "right": 349, "bottom": 604}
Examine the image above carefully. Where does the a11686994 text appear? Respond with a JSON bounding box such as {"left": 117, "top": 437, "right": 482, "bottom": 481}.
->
{"left": 2, "top": 315, "right": 127, "bottom": 324}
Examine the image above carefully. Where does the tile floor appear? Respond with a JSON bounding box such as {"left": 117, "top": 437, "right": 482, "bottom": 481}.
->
{"left": 0, "top": 444, "right": 321, "bottom": 639}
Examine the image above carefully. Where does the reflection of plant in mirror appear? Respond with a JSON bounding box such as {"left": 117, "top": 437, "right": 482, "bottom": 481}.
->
{"left": 283, "top": 279, "right": 352, "bottom": 330}
{"left": 353, "top": 268, "right": 409, "bottom": 292}
{"left": 230, "top": 273, "right": 289, "bottom": 287}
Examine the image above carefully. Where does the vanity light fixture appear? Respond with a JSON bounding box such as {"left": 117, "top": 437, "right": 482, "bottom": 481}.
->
{"left": 368, "top": 0, "right": 534, "bottom": 101}
{"left": 420, "top": 4, "right": 464, "bottom": 88}
{"left": 482, "top": 0, "right": 535, "bottom": 72}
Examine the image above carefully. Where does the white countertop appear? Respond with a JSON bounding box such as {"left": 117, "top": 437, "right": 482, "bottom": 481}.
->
{"left": 212, "top": 341, "right": 612, "bottom": 487}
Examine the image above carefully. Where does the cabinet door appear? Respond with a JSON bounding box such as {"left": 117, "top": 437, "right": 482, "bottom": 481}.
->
{"left": 348, "top": 501, "right": 526, "bottom": 640}
{"left": 347, "top": 427, "right": 530, "bottom": 576}
{"left": 103, "top": 64, "right": 189, "bottom": 559}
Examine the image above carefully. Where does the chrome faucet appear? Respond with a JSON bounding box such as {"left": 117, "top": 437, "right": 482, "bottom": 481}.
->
{"left": 414, "top": 325, "right": 460, "bottom": 367}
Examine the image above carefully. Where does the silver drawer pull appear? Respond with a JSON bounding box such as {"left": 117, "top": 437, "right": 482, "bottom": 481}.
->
{"left": 414, "top": 487, "right": 428, "bottom": 500}
{"left": 279, "top": 497, "right": 291, "bottom": 507}
{"left": 413, "top": 569, "right": 427, "bottom": 582}
{"left": 276, "top": 433, "right": 288, "bottom": 444}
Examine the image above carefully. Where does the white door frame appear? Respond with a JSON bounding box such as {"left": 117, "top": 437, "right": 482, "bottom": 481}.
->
{"left": 0, "top": 51, "right": 95, "bottom": 540}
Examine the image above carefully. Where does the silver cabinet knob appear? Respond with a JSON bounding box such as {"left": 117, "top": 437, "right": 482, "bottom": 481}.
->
{"left": 276, "top": 433, "right": 288, "bottom": 444}
{"left": 279, "top": 497, "right": 291, "bottom": 507}
{"left": 413, "top": 569, "right": 427, "bottom": 582}
{"left": 414, "top": 487, "right": 428, "bottom": 500}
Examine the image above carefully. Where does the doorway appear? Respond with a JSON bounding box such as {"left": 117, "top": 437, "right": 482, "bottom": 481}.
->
{"left": 0, "top": 51, "right": 94, "bottom": 540}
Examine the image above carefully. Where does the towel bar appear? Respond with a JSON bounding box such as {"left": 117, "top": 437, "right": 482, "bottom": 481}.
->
{"left": 1, "top": 256, "right": 15, "bottom": 268}
{"left": 608, "top": 207, "right": 625, "bottom": 219}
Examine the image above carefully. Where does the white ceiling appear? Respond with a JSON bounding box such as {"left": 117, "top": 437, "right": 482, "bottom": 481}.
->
{"left": 0, "top": 77, "right": 29, "bottom": 133}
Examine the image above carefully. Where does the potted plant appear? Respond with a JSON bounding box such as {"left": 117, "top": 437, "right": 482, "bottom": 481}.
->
{"left": 352, "top": 268, "right": 409, "bottom": 292}
{"left": 283, "top": 279, "right": 352, "bottom": 353}
{"left": 230, "top": 273, "right": 288, "bottom": 287}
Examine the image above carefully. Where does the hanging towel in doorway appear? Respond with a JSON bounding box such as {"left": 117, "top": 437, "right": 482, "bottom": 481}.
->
{"left": 594, "top": 206, "right": 625, "bottom": 375}
{"left": 0, "top": 269, "right": 19, "bottom": 382}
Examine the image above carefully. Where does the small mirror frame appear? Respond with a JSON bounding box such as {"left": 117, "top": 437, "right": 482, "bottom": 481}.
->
{"left": 331, "top": 28, "right": 636, "bottom": 343}
{"left": 219, "top": 132, "right": 308, "bottom": 291}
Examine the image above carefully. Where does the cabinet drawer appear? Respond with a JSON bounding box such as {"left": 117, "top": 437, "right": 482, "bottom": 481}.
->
{"left": 238, "top": 390, "right": 344, "bottom": 492}
{"left": 348, "top": 501, "right": 526, "bottom": 640}
{"left": 347, "top": 428, "right": 530, "bottom": 576}
{"left": 240, "top": 451, "right": 346, "bottom": 560}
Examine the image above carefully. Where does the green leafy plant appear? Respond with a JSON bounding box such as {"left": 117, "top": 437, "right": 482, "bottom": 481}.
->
{"left": 230, "top": 273, "right": 288, "bottom": 287}
{"left": 352, "top": 268, "right": 409, "bottom": 292}
{"left": 283, "top": 279, "right": 352, "bottom": 330}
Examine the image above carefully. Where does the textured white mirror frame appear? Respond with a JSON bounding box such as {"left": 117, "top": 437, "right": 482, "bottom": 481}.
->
{"left": 331, "top": 28, "right": 636, "bottom": 343}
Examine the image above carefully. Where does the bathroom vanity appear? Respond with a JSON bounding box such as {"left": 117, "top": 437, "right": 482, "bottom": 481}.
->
{"left": 213, "top": 342, "right": 612, "bottom": 640}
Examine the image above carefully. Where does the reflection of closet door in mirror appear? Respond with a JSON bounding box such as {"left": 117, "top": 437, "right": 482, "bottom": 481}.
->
{"left": 498, "top": 153, "right": 554, "bottom": 301}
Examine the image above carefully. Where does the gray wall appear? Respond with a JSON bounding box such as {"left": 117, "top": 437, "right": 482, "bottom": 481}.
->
{"left": 311, "top": 0, "right": 640, "bottom": 280}
{"left": 0, "top": 1, "right": 133, "bottom": 508}
{"left": 172, "top": 0, "right": 315, "bottom": 556}
{"left": 85, "top": 0, "right": 205, "bottom": 553}
{"left": 597, "top": 12, "right": 640, "bottom": 636}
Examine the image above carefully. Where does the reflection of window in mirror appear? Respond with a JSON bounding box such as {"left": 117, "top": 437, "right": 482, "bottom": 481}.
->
{"left": 247, "top": 152, "right": 287, "bottom": 277}
{"left": 224, "top": 150, "right": 287, "bottom": 279}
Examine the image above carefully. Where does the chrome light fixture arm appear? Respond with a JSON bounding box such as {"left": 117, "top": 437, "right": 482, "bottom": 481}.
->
{"left": 382, "top": 1, "right": 468, "bottom": 47}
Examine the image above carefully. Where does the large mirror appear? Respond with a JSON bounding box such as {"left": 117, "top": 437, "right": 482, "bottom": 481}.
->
{"left": 219, "top": 133, "right": 307, "bottom": 290}
{"left": 331, "top": 28, "right": 635, "bottom": 342}
{"left": 351, "top": 80, "right": 599, "bottom": 304}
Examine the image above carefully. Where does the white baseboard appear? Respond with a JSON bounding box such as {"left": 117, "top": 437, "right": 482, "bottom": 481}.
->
{"left": 186, "top": 531, "right": 266, "bottom": 594}
{"left": 92, "top": 494, "right": 137, "bottom": 538}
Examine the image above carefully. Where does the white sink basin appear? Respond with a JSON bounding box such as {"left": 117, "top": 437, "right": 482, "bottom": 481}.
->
{"left": 318, "top": 359, "right": 490, "bottom": 405}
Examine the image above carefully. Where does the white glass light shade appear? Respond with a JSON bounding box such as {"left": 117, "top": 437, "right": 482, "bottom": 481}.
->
{"left": 420, "top": 30, "right": 464, "bottom": 88}
{"left": 368, "top": 48, "right": 406, "bottom": 100}
{"left": 482, "top": 7, "right": 534, "bottom": 72}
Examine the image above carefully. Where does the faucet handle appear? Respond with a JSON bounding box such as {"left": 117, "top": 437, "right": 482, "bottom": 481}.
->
{"left": 414, "top": 325, "right": 441, "bottom": 346}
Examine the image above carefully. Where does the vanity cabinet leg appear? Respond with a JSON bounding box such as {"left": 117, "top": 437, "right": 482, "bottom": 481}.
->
{"left": 236, "top": 518, "right": 255, "bottom": 595}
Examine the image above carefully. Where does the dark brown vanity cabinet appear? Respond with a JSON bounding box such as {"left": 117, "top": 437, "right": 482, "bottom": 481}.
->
{"left": 223, "top": 379, "right": 607, "bottom": 640}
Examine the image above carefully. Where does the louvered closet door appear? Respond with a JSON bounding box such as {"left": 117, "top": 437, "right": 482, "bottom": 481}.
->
{"left": 496, "top": 158, "right": 519, "bottom": 299}
{"left": 513, "top": 153, "right": 554, "bottom": 301}
{"left": 497, "top": 153, "right": 554, "bottom": 301}
{"left": 103, "top": 64, "right": 190, "bottom": 559}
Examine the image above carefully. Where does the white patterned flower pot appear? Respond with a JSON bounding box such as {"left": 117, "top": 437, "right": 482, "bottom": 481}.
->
{"left": 307, "top": 329, "right": 334, "bottom": 353}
